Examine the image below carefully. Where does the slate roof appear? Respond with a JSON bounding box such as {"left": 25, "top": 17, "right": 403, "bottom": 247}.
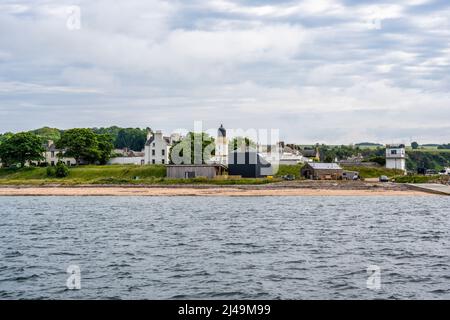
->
{"left": 145, "top": 136, "right": 171, "bottom": 146}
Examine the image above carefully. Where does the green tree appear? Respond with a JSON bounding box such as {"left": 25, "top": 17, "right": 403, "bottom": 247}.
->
{"left": 57, "top": 128, "right": 100, "bottom": 165}
{"left": 92, "top": 126, "right": 147, "bottom": 151}
{"left": 411, "top": 141, "right": 419, "bottom": 150}
{"left": 0, "top": 132, "right": 13, "bottom": 145}
{"left": 115, "top": 128, "right": 147, "bottom": 151}
{"left": 30, "top": 127, "right": 62, "bottom": 143}
{"left": 230, "top": 136, "right": 256, "bottom": 151}
{"left": 169, "top": 132, "right": 215, "bottom": 164}
{"left": 0, "top": 132, "right": 44, "bottom": 167}
{"left": 96, "top": 134, "right": 114, "bottom": 165}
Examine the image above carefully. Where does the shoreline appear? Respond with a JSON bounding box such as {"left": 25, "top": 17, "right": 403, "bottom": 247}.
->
{"left": 0, "top": 184, "right": 433, "bottom": 196}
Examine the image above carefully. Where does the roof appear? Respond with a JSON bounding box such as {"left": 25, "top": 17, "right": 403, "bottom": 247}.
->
{"left": 302, "top": 149, "right": 318, "bottom": 157}
{"left": 145, "top": 136, "right": 154, "bottom": 146}
{"left": 306, "top": 163, "right": 342, "bottom": 170}
{"left": 145, "top": 135, "right": 171, "bottom": 146}
{"left": 218, "top": 124, "right": 226, "bottom": 137}
{"left": 43, "top": 142, "right": 58, "bottom": 152}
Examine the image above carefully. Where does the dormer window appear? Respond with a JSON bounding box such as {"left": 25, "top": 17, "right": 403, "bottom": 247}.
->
{"left": 391, "top": 150, "right": 397, "bottom": 155}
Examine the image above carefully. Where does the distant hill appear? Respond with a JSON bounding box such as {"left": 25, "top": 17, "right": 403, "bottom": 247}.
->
{"left": 30, "top": 127, "right": 62, "bottom": 142}
{"left": 355, "top": 142, "right": 383, "bottom": 147}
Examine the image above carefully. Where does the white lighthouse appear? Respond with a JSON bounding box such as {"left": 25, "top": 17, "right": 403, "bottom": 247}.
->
{"left": 215, "top": 124, "right": 228, "bottom": 164}
{"left": 386, "top": 144, "right": 406, "bottom": 172}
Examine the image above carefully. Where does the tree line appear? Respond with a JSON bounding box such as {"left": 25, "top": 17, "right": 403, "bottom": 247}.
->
{"left": 0, "top": 129, "right": 114, "bottom": 167}
{"left": 1, "top": 126, "right": 149, "bottom": 152}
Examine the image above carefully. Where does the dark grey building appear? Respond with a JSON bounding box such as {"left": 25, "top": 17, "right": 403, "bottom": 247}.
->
{"left": 227, "top": 151, "right": 272, "bottom": 178}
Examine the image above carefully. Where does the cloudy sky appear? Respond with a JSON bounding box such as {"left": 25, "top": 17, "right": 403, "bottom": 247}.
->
{"left": 1, "top": 0, "right": 449, "bottom": 144}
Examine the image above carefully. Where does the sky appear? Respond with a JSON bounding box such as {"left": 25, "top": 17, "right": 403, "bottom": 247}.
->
{"left": 0, "top": 0, "right": 450, "bottom": 144}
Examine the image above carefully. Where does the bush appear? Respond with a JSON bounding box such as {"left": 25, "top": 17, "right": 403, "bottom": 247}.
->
{"left": 55, "top": 162, "right": 69, "bottom": 178}
{"left": 46, "top": 166, "right": 56, "bottom": 177}
{"left": 393, "top": 175, "right": 439, "bottom": 184}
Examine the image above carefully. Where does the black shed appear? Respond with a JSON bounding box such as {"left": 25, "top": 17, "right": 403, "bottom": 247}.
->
{"left": 227, "top": 151, "right": 272, "bottom": 178}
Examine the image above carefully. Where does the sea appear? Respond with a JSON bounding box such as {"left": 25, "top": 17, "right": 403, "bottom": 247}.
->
{"left": 0, "top": 196, "right": 449, "bottom": 299}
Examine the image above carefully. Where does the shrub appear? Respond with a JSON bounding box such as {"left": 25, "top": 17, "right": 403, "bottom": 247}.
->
{"left": 46, "top": 166, "right": 56, "bottom": 177}
{"left": 55, "top": 162, "right": 69, "bottom": 178}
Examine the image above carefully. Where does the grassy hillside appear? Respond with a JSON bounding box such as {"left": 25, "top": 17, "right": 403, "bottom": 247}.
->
{"left": 406, "top": 151, "right": 450, "bottom": 171}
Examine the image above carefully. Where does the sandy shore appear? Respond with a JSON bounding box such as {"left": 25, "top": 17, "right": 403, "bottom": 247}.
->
{"left": 0, "top": 186, "right": 430, "bottom": 196}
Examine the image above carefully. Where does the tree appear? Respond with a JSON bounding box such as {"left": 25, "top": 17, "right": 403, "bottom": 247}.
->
{"left": 57, "top": 129, "right": 99, "bottom": 165}
{"left": 92, "top": 126, "right": 147, "bottom": 151}
{"left": 0, "top": 132, "right": 13, "bottom": 145}
{"left": 230, "top": 136, "right": 256, "bottom": 151}
{"left": 169, "top": 132, "right": 215, "bottom": 164}
{"left": 0, "top": 132, "right": 44, "bottom": 167}
{"left": 96, "top": 134, "right": 114, "bottom": 165}
{"left": 115, "top": 128, "right": 147, "bottom": 151}
{"left": 411, "top": 141, "right": 419, "bottom": 150}
{"left": 30, "top": 127, "right": 62, "bottom": 143}
{"left": 437, "top": 143, "right": 450, "bottom": 150}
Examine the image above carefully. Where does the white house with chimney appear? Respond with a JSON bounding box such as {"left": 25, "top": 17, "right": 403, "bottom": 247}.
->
{"left": 42, "top": 140, "right": 76, "bottom": 166}
{"left": 144, "top": 130, "right": 180, "bottom": 165}
{"left": 386, "top": 144, "right": 406, "bottom": 172}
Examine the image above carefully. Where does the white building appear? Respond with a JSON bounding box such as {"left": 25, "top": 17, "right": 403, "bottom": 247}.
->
{"left": 42, "top": 140, "right": 76, "bottom": 166}
{"left": 386, "top": 144, "right": 406, "bottom": 172}
{"left": 144, "top": 130, "right": 171, "bottom": 165}
{"left": 108, "top": 149, "right": 144, "bottom": 165}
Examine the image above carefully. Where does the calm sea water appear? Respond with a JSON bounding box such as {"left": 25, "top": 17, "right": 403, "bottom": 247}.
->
{"left": 0, "top": 196, "right": 449, "bottom": 300}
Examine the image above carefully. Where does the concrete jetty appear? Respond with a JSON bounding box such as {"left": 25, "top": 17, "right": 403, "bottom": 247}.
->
{"left": 407, "top": 183, "right": 450, "bottom": 196}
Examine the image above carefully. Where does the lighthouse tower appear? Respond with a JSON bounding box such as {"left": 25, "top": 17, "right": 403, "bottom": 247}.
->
{"left": 386, "top": 144, "right": 406, "bottom": 173}
{"left": 216, "top": 124, "right": 228, "bottom": 164}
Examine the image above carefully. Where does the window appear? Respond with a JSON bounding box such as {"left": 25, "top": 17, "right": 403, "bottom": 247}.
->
{"left": 162, "top": 159, "right": 165, "bottom": 164}
{"left": 67, "top": 161, "right": 70, "bottom": 166}
{"left": 152, "top": 159, "right": 155, "bottom": 164}
{"left": 152, "top": 150, "right": 155, "bottom": 156}
{"left": 51, "top": 151, "right": 55, "bottom": 158}
{"left": 162, "top": 149, "right": 165, "bottom": 156}
{"left": 185, "top": 171, "right": 196, "bottom": 178}
{"left": 391, "top": 150, "right": 397, "bottom": 155}
{"left": 51, "top": 161, "right": 55, "bottom": 166}
{"left": 152, "top": 143, "right": 155, "bottom": 147}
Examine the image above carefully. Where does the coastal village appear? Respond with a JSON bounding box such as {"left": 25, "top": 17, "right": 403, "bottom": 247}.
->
{"left": 1, "top": 124, "right": 449, "bottom": 192}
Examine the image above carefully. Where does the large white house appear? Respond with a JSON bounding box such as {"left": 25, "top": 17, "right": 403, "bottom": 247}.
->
{"left": 144, "top": 130, "right": 173, "bottom": 164}
{"left": 42, "top": 140, "right": 76, "bottom": 166}
{"left": 386, "top": 144, "right": 406, "bottom": 172}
